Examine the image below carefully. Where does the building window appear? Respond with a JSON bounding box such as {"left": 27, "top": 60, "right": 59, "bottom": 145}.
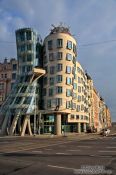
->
{"left": 73, "top": 43, "right": 77, "bottom": 54}
{"left": 27, "top": 54, "right": 32, "bottom": 62}
{"left": 56, "top": 75, "right": 62, "bottom": 83}
{"left": 81, "top": 104, "right": 84, "bottom": 111}
{"left": 50, "top": 66, "right": 55, "bottom": 74}
{"left": 44, "top": 66, "right": 48, "bottom": 73}
{"left": 72, "top": 103, "right": 76, "bottom": 109}
{"left": 57, "top": 39, "right": 63, "bottom": 48}
{"left": 49, "top": 77, "right": 54, "bottom": 85}
{"left": 26, "top": 31, "right": 31, "bottom": 40}
{"left": 77, "top": 95, "right": 81, "bottom": 102}
{"left": 47, "top": 99, "right": 51, "bottom": 108}
{"left": 56, "top": 98, "right": 62, "bottom": 106}
{"left": 49, "top": 53, "right": 54, "bottom": 61}
{"left": 49, "top": 88, "right": 54, "bottom": 96}
{"left": 67, "top": 40, "right": 72, "bottom": 50}
{"left": 73, "top": 83, "right": 77, "bottom": 90}
{"left": 77, "top": 105, "right": 80, "bottom": 112}
{"left": 48, "top": 40, "right": 53, "bottom": 50}
{"left": 27, "top": 44, "right": 32, "bottom": 51}
{"left": 72, "top": 92, "right": 77, "bottom": 99}
{"left": 27, "top": 65, "right": 32, "bottom": 72}
{"left": 66, "top": 89, "right": 71, "bottom": 97}
{"left": 12, "top": 64, "right": 17, "bottom": 71}
{"left": 76, "top": 115, "right": 79, "bottom": 120}
{"left": 78, "top": 77, "right": 81, "bottom": 83}
{"left": 70, "top": 115, "right": 75, "bottom": 119}
{"left": 21, "top": 45, "right": 25, "bottom": 52}
{"left": 0, "top": 83, "right": 4, "bottom": 90}
{"left": 1, "top": 74, "right": 3, "bottom": 78}
{"left": 66, "top": 77, "right": 71, "bottom": 85}
{"left": 66, "top": 53, "right": 72, "bottom": 61}
{"left": 78, "top": 86, "right": 81, "bottom": 93}
{"left": 56, "top": 86, "right": 62, "bottom": 94}
{"left": 43, "top": 77, "right": 47, "bottom": 85}
{"left": 5, "top": 74, "right": 7, "bottom": 78}
{"left": 57, "top": 52, "right": 63, "bottom": 60}
{"left": 66, "top": 101, "right": 71, "bottom": 109}
{"left": 57, "top": 64, "right": 62, "bottom": 72}
{"left": 66, "top": 66, "right": 71, "bottom": 74}
{"left": 43, "top": 88, "right": 46, "bottom": 96}
{"left": 15, "top": 97, "right": 22, "bottom": 104}
{"left": 12, "top": 73, "right": 16, "bottom": 80}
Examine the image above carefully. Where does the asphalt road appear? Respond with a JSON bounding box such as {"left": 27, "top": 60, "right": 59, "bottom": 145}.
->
{"left": 0, "top": 134, "right": 116, "bottom": 175}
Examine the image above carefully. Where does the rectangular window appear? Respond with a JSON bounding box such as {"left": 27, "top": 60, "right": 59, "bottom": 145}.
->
{"left": 57, "top": 39, "right": 63, "bottom": 48}
{"left": 77, "top": 105, "right": 80, "bottom": 112}
{"left": 56, "top": 86, "right": 62, "bottom": 94}
{"left": 77, "top": 95, "right": 81, "bottom": 102}
{"left": 49, "top": 77, "right": 54, "bottom": 85}
{"left": 48, "top": 40, "right": 53, "bottom": 50}
{"left": 73, "top": 56, "right": 76, "bottom": 64}
{"left": 72, "top": 103, "right": 76, "bottom": 110}
{"left": 66, "top": 77, "right": 71, "bottom": 85}
{"left": 57, "top": 52, "right": 63, "bottom": 60}
{"left": 0, "top": 83, "right": 4, "bottom": 90}
{"left": 27, "top": 65, "right": 32, "bottom": 72}
{"left": 72, "top": 92, "right": 77, "bottom": 99}
{"left": 44, "top": 66, "right": 48, "bottom": 73}
{"left": 70, "top": 115, "right": 75, "bottom": 119}
{"left": 66, "top": 89, "right": 71, "bottom": 97}
{"left": 67, "top": 40, "right": 72, "bottom": 50}
{"left": 43, "top": 77, "right": 47, "bottom": 85}
{"left": 78, "top": 77, "right": 81, "bottom": 83}
{"left": 20, "top": 32, "right": 25, "bottom": 41}
{"left": 57, "top": 64, "right": 62, "bottom": 72}
{"left": 15, "top": 97, "right": 22, "bottom": 104}
{"left": 56, "top": 75, "right": 62, "bottom": 83}
{"left": 66, "top": 101, "right": 71, "bottom": 109}
{"left": 78, "top": 86, "right": 81, "bottom": 93}
{"left": 12, "top": 64, "right": 17, "bottom": 71}
{"left": 43, "top": 88, "right": 46, "bottom": 96}
{"left": 47, "top": 99, "right": 51, "bottom": 107}
{"left": 27, "top": 44, "right": 32, "bottom": 51}
{"left": 5, "top": 74, "right": 7, "bottom": 78}
{"left": 66, "top": 53, "right": 72, "bottom": 61}
{"left": 50, "top": 66, "right": 55, "bottom": 74}
{"left": 26, "top": 31, "right": 31, "bottom": 40}
{"left": 21, "top": 45, "right": 25, "bottom": 52}
{"left": 49, "top": 88, "right": 54, "bottom": 96}
{"left": 73, "top": 83, "right": 77, "bottom": 90}
{"left": 76, "top": 115, "right": 79, "bottom": 119}
{"left": 56, "top": 98, "right": 62, "bottom": 106}
{"left": 73, "top": 43, "right": 77, "bottom": 54}
{"left": 66, "top": 66, "right": 71, "bottom": 74}
{"left": 49, "top": 53, "right": 54, "bottom": 61}
{"left": 12, "top": 73, "right": 16, "bottom": 80}
{"left": 81, "top": 104, "right": 84, "bottom": 111}
{"left": 27, "top": 54, "right": 32, "bottom": 62}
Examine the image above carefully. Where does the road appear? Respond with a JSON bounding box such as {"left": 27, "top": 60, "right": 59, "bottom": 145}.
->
{"left": 0, "top": 134, "right": 116, "bottom": 175}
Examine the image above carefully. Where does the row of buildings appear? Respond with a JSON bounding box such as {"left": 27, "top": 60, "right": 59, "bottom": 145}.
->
{"left": 0, "top": 25, "right": 111, "bottom": 136}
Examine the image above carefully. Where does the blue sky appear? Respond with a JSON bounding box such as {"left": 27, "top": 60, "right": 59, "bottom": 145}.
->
{"left": 0, "top": 0, "right": 116, "bottom": 121}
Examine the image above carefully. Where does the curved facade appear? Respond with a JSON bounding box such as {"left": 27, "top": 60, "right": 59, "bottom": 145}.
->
{"left": 42, "top": 26, "right": 89, "bottom": 135}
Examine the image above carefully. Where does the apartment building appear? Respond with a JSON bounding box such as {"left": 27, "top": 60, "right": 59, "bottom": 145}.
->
{"left": 0, "top": 58, "right": 18, "bottom": 106}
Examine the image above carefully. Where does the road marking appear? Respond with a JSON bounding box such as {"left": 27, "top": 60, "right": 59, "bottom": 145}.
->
{"left": 67, "top": 149, "right": 80, "bottom": 152}
{"left": 56, "top": 153, "right": 71, "bottom": 155}
{"left": 48, "top": 164, "right": 74, "bottom": 170}
{"left": 77, "top": 146, "right": 91, "bottom": 148}
{"left": 106, "top": 147, "right": 116, "bottom": 149}
{"left": 32, "top": 151, "right": 43, "bottom": 153}
{"left": 44, "top": 148, "right": 52, "bottom": 151}
{"left": 99, "top": 150, "right": 116, "bottom": 153}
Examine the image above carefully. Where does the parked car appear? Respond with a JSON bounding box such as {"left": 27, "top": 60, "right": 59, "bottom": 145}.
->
{"left": 100, "top": 128, "right": 110, "bottom": 136}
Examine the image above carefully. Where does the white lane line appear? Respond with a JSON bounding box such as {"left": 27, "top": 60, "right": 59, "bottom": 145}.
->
{"left": 67, "top": 149, "right": 80, "bottom": 152}
{"left": 44, "top": 148, "right": 52, "bottom": 151}
{"left": 56, "top": 152, "right": 71, "bottom": 155}
{"left": 99, "top": 150, "right": 116, "bottom": 153}
{"left": 48, "top": 164, "right": 74, "bottom": 170}
{"left": 77, "top": 146, "right": 91, "bottom": 148}
{"left": 32, "top": 151, "right": 43, "bottom": 153}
